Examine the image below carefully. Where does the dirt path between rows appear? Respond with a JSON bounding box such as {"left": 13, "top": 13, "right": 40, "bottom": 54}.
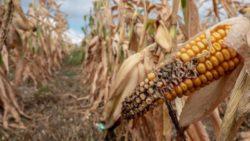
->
{"left": 0, "top": 63, "right": 102, "bottom": 141}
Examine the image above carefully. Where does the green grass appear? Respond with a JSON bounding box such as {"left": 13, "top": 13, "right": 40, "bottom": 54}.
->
{"left": 66, "top": 48, "right": 85, "bottom": 65}
{"left": 34, "top": 85, "right": 52, "bottom": 98}
{"left": 63, "top": 70, "right": 77, "bottom": 77}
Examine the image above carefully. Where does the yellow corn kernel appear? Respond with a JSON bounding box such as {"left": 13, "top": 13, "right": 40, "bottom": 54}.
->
{"left": 218, "top": 29, "right": 226, "bottom": 37}
{"left": 170, "top": 89, "right": 177, "bottom": 98}
{"left": 222, "top": 49, "right": 231, "bottom": 60}
{"left": 195, "top": 37, "right": 201, "bottom": 42}
{"left": 176, "top": 52, "right": 181, "bottom": 57}
{"left": 199, "top": 74, "right": 208, "bottom": 84}
{"left": 180, "top": 48, "right": 187, "bottom": 53}
{"left": 205, "top": 71, "right": 213, "bottom": 81}
{"left": 147, "top": 72, "right": 156, "bottom": 81}
{"left": 211, "top": 36, "right": 216, "bottom": 42}
{"left": 210, "top": 56, "right": 219, "bottom": 66}
{"left": 215, "top": 52, "right": 225, "bottom": 63}
{"left": 171, "top": 90, "right": 177, "bottom": 98}
{"left": 197, "top": 42, "right": 206, "bottom": 50}
{"left": 197, "top": 63, "right": 207, "bottom": 74}
{"left": 209, "top": 47, "right": 216, "bottom": 54}
{"left": 175, "top": 86, "right": 183, "bottom": 97}
{"left": 213, "top": 43, "right": 222, "bottom": 51}
{"left": 225, "top": 25, "right": 231, "bottom": 29}
{"left": 222, "top": 62, "right": 229, "bottom": 71}
{"left": 192, "top": 45, "right": 200, "bottom": 54}
{"left": 211, "top": 70, "right": 219, "bottom": 79}
{"left": 218, "top": 39, "right": 224, "bottom": 45}
{"left": 190, "top": 40, "right": 196, "bottom": 46}
{"left": 180, "top": 82, "right": 188, "bottom": 92}
{"left": 228, "top": 60, "right": 235, "bottom": 70}
{"left": 205, "top": 60, "right": 213, "bottom": 70}
{"left": 200, "top": 33, "right": 206, "bottom": 39}
{"left": 202, "top": 39, "right": 208, "bottom": 46}
{"left": 187, "top": 49, "right": 195, "bottom": 58}
{"left": 217, "top": 66, "right": 225, "bottom": 76}
{"left": 184, "top": 79, "right": 193, "bottom": 89}
{"left": 233, "top": 57, "right": 240, "bottom": 65}
{"left": 165, "top": 93, "right": 172, "bottom": 100}
{"left": 185, "top": 44, "right": 191, "bottom": 49}
{"left": 180, "top": 53, "right": 190, "bottom": 62}
{"left": 212, "top": 32, "right": 222, "bottom": 41}
{"left": 198, "top": 54, "right": 206, "bottom": 62}
{"left": 228, "top": 48, "right": 237, "bottom": 58}
{"left": 193, "top": 78, "right": 202, "bottom": 87}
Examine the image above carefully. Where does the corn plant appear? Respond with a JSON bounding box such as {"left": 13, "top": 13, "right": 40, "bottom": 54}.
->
{"left": 82, "top": 0, "right": 250, "bottom": 140}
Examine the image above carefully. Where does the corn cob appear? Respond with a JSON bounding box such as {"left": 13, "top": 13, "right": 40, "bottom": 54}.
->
{"left": 121, "top": 24, "right": 241, "bottom": 120}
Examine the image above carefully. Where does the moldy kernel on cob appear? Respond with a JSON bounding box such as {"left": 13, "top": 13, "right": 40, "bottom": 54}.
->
{"left": 121, "top": 24, "right": 241, "bottom": 120}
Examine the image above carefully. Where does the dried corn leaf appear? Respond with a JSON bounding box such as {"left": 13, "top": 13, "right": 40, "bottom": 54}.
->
{"left": 1, "top": 45, "right": 9, "bottom": 73}
{"left": 237, "top": 78, "right": 250, "bottom": 118}
{"left": 210, "top": 108, "right": 221, "bottom": 138}
{"left": 219, "top": 67, "right": 249, "bottom": 141}
{"left": 183, "top": 0, "right": 200, "bottom": 38}
{"left": 221, "top": 0, "right": 237, "bottom": 17}
{"left": 131, "top": 105, "right": 172, "bottom": 141}
{"left": 155, "top": 24, "right": 172, "bottom": 52}
{"left": 212, "top": 0, "right": 220, "bottom": 21}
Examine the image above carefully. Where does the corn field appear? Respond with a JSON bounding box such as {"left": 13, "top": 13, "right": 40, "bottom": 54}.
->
{"left": 0, "top": 0, "right": 250, "bottom": 140}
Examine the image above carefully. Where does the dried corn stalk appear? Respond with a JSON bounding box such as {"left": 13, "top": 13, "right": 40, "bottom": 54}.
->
{"left": 0, "top": 0, "right": 69, "bottom": 128}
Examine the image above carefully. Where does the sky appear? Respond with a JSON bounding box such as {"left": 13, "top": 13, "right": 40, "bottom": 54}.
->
{"left": 20, "top": 0, "right": 93, "bottom": 44}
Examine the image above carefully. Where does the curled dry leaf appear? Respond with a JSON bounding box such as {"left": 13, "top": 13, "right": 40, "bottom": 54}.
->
{"left": 155, "top": 24, "right": 172, "bottom": 53}
{"left": 179, "top": 16, "right": 250, "bottom": 127}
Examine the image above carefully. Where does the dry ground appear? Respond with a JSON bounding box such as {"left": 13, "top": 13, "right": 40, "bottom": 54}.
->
{"left": 0, "top": 61, "right": 102, "bottom": 141}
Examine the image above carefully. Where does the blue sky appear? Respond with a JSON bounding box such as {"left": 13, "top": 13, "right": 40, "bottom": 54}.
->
{"left": 21, "top": 0, "right": 93, "bottom": 44}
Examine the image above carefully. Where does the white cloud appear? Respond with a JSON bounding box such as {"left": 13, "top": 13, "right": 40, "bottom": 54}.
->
{"left": 21, "top": 0, "right": 92, "bottom": 45}
{"left": 57, "top": 0, "right": 93, "bottom": 16}
{"left": 64, "top": 29, "right": 84, "bottom": 45}
{"left": 56, "top": 0, "right": 92, "bottom": 44}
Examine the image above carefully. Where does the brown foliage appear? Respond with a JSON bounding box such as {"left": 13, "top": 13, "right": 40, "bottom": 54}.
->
{"left": 0, "top": 0, "right": 70, "bottom": 129}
